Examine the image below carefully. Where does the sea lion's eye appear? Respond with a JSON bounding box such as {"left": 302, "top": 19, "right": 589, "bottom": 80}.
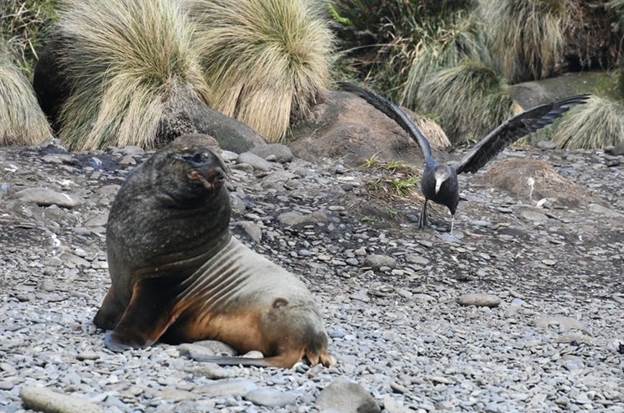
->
{"left": 192, "top": 153, "right": 203, "bottom": 163}
{"left": 182, "top": 153, "right": 204, "bottom": 164}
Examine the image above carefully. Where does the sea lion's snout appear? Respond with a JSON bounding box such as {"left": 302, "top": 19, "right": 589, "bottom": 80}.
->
{"left": 206, "top": 167, "right": 226, "bottom": 187}
{"left": 188, "top": 167, "right": 226, "bottom": 190}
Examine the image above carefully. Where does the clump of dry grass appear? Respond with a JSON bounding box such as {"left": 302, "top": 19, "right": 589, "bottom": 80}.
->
{"left": 402, "top": 15, "right": 488, "bottom": 108}
{"left": 187, "top": 0, "right": 333, "bottom": 142}
{"left": 0, "top": 0, "right": 58, "bottom": 76}
{"left": 57, "top": 0, "right": 209, "bottom": 151}
{"left": 553, "top": 95, "right": 624, "bottom": 149}
{"left": 418, "top": 60, "right": 514, "bottom": 144}
{"left": 478, "top": 0, "right": 572, "bottom": 83}
{"left": 0, "top": 39, "right": 52, "bottom": 145}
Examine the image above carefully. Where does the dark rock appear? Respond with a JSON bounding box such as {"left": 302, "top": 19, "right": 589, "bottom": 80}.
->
{"left": 605, "top": 142, "right": 624, "bottom": 156}
{"left": 159, "top": 85, "right": 265, "bottom": 153}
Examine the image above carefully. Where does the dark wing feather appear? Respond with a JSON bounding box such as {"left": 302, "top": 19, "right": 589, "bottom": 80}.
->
{"left": 337, "top": 81, "right": 433, "bottom": 161}
{"left": 455, "top": 95, "right": 590, "bottom": 174}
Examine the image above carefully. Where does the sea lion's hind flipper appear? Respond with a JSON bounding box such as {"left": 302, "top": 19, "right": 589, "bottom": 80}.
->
{"left": 308, "top": 349, "right": 336, "bottom": 368}
{"left": 195, "top": 349, "right": 335, "bottom": 369}
{"left": 93, "top": 288, "right": 124, "bottom": 330}
{"left": 106, "top": 275, "right": 185, "bottom": 351}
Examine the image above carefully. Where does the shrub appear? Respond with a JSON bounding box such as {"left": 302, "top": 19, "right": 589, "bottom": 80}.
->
{"left": 478, "top": 0, "right": 572, "bottom": 83}
{"left": 0, "top": 40, "right": 51, "bottom": 145}
{"left": 402, "top": 14, "right": 488, "bottom": 108}
{"left": 0, "top": 0, "right": 58, "bottom": 76}
{"left": 56, "top": 0, "right": 209, "bottom": 151}
{"left": 418, "top": 60, "right": 514, "bottom": 144}
{"left": 187, "top": 0, "right": 334, "bottom": 142}
{"left": 553, "top": 95, "right": 624, "bottom": 149}
{"left": 330, "top": 0, "right": 477, "bottom": 100}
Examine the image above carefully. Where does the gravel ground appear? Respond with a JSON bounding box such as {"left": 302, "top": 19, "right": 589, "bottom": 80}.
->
{"left": 0, "top": 142, "right": 623, "bottom": 413}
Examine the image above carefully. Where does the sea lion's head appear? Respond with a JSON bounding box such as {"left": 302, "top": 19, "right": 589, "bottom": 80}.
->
{"left": 151, "top": 143, "right": 228, "bottom": 205}
{"left": 175, "top": 149, "right": 227, "bottom": 192}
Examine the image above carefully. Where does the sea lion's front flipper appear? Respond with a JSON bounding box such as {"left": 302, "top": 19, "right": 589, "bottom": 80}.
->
{"left": 105, "top": 275, "right": 184, "bottom": 352}
{"left": 93, "top": 288, "right": 124, "bottom": 330}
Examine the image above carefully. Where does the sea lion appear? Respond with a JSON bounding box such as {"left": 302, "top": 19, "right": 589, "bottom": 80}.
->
{"left": 94, "top": 135, "right": 334, "bottom": 368}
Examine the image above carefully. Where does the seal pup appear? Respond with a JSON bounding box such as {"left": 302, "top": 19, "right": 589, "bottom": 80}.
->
{"left": 94, "top": 135, "right": 334, "bottom": 368}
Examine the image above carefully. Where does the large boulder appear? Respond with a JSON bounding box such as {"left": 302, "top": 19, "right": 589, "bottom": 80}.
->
{"left": 510, "top": 71, "right": 617, "bottom": 110}
{"left": 478, "top": 159, "right": 593, "bottom": 207}
{"left": 289, "top": 91, "right": 449, "bottom": 166}
{"left": 159, "top": 85, "right": 265, "bottom": 153}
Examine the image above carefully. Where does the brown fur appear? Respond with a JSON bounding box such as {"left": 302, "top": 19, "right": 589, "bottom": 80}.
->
{"left": 95, "top": 135, "right": 333, "bottom": 368}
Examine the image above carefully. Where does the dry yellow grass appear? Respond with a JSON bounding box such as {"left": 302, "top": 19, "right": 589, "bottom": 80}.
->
{"left": 0, "top": 40, "right": 51, "bottom": 145}
{"left": 479, "top": 0, "right": 572, "bottom": 83}
{"left": 554, "top": 95, "right": 624, "bottom": 149}
{"left": 187, "top": 0, "right": 333, "bottom": 142}
{"left": 57, "top": 0, "right": 210, "bottom": 151}
{"left": 418, "top": 60, "right": 514, "bottom": 144}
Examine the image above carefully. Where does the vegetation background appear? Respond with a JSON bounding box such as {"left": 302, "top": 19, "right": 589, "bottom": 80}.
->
{"left": 1, "top": 0, "right": 624, "bottom": 149}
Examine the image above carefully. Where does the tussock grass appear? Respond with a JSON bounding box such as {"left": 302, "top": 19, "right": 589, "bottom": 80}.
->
{"left": 403, "top": 15, "right": 488, "bottom": 108}
{"left": 553, "top": 95, "right": 624, "bottom": 149}
{"left": 609, "top": 0, "right": 624, "bottom": 23}
{"left": 0, "top": 0, "right": 58, "bottom": 76}
{"left": 187, "top": 0, "right": 333, "bottom": 142}
{"left": 0, "top": 40, "right": 52, "bottom": 145}
{"left": 479, "top": 0, "right": 572, "bottom": 83}
{"left": 331, "top": 1, "right": 478, "bottom": 102}
{"left": 57, "top": 0, "right": 209, "bottom": 151}
{"left": 418, "top": 60, "right": 514, "bottom": 144}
